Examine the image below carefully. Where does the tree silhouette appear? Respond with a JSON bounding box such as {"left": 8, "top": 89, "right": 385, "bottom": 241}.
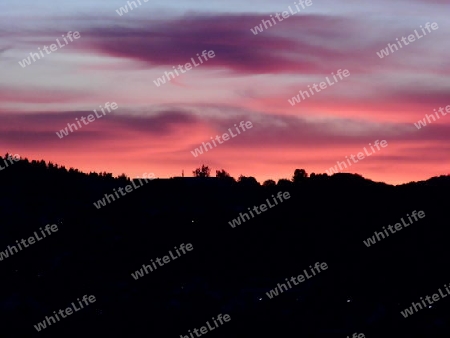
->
{"left": 277, "top": 178, "right": 292, "bottom": 188}
{"left": 237, "top": 175, "right": 259, "bottom": 187}
{"left": 118, "top": 173, "right": 130, "bottom": 182}
{"left": 262, "top": 179, "right": 276, "bottom": 187}
{"left": 216, "top": 169, "right": 231, "bottom": 178}
{"left": 193, "top": 165, "right": 211, "bottom": 177}
{"left": 292, "top": 169, "right": 308, "bottom": 183}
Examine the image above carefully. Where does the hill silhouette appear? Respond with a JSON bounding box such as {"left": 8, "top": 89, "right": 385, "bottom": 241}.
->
{"left": 1, "top": 154, "right": 450, "bottom": 337}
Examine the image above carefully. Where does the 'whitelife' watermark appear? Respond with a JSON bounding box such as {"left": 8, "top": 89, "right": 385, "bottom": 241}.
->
{"left": 116, "top": 0, "right": 149, "bottom": 16}
{"left": 180, "top": 313, "right": 231, "bottom": 338}
{"left": 266, "top": 262, "right": 328, "bottom": 299}
{"left": 401, "top": 282, "right": 450, "bottom": 318}
{"left": 153, "top": 50, "right": 215, "bottom": 87}
{"left": 325, "top": 140, "right": 388, "bottom": 175}
{"left": 34, "top": 295, "right": 96, "bottom": 332}
{"left": 93, "top": 175, "right": 155, "bottom": 209}
{"left": 0, "top": 223, "right": 59, "bottom": 261}
{"left": 377, "top": 22, "right": 439, "bottom": 59}
{"left": 414, "top": 104, "right": 450, "bottom": 129}
{"left": 19, "top": 31, "right": 81, "bottom": 68}
{"left": 56, "top": 102, "right": 119, "bottom": 139}
{"left": 363, "top": 210, "right": 425, "bottom": 247}
{"left": 191, "top": 121, "right": 253, "bottom": 158}
{"left": 131, "top": 243, "right": 193, "bottom": 280}
{"left": 228, "top": 191, "right": 290, "bottom": 228}
{"left": 288, "top": 69, "right": 350, "bottom": 106}
{"left": 0, "top": 154, "right": 20, "bottom": 172}
{"left": 250, "top": 0, "right": 312, "bottom": 35}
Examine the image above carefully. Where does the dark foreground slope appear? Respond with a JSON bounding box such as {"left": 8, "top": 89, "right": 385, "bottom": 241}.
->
{"left": 0, "top": 156, "right": 449, "bottom": 337}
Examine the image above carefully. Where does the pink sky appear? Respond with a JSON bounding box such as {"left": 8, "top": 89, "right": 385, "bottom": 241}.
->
{"left": 1, "top": 0, "right": 449, "bottom": 185}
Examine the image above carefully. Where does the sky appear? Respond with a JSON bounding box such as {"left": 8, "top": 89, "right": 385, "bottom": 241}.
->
{"left": 0, "top": 0, "right": 449, "bottom": 185}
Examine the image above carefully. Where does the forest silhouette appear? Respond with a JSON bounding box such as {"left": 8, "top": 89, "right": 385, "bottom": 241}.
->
{"left": 1, "top": 154, "right": 449, "bottom": 337}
